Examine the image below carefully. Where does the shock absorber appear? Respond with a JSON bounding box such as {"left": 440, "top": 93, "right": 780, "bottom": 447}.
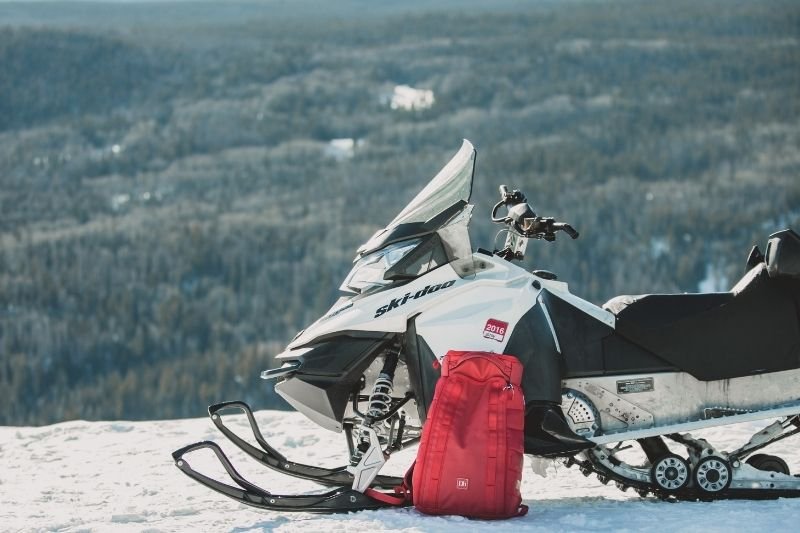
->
{"left": 350, "top": 348, "right": 400, "bottom": 465}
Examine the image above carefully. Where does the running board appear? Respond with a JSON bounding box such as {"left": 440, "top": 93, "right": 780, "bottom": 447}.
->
{"left": 589, "top": 402, "right": 800, "bottom": 445}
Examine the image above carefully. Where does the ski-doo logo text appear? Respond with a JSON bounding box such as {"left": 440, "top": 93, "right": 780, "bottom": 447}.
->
{"left": 373, "top": 280, "right": 457, "bottom": 318}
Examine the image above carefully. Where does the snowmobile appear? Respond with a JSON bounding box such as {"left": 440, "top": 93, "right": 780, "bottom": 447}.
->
{"left": 173, "top": 140, "right": 800, "bottom": 512}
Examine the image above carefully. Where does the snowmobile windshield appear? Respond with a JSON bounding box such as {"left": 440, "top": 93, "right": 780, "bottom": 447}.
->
{"left": 356, "top": 140, "right": 475, "bottom": 257}
{"left": 341, "top": 140, "right": 477, "bottom": 294}
{"left": 385, "top": 139, "right": 475, "bottom": 229}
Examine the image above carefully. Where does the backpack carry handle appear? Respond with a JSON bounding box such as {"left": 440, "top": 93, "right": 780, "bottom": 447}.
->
{"left": 442, "top": 350, "right": 523, "bottom": 386}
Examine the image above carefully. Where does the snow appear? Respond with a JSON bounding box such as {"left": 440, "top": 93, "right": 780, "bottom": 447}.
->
{"left": 2, "top": 410, "right": 800, "bottom": 532}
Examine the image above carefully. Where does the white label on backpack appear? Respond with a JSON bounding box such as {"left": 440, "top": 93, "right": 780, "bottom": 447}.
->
{"left": 456, "top": 478, "right": 469, "bottom": 490}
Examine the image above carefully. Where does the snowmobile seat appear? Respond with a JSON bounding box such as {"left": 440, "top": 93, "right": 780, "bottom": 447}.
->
{"left": 602, "top": 258, "right": 771, "bottom": 322}
{"left": 603, "top": 292, "right": 734, "bottom": 328}
{"left": 605, "top": 263, "right": 800, "bottom": 381}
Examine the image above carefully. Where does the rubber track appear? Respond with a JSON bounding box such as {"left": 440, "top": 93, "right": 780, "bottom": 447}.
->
{"left": 562, "top": 450, "right": 800, "bottom": 501}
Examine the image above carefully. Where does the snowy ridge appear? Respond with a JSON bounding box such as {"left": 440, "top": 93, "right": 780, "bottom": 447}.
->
{"left": 2, "top": 410, "right": 799, "bottom": 532}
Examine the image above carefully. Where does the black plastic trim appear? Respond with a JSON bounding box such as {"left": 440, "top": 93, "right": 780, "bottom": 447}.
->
{"left": 504, "top": 300, "right": 563, "bottom": 403}
{"left": 538, "top": 290, "right": 612, "bottom": 378}
{"left": 275, "top": 334, "right": 392, "bottom": 428}
{"left": 403, "top": 316, "right": 439, "bottom": 422}
{"left": 357, "top": 202, "right": 467, "bottom": 256}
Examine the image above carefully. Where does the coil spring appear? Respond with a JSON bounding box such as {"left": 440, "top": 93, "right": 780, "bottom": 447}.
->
{"left": 351, "top": 372, "right": 395, "bottom": 465}
{"left": 366, "top": 373, "right": 394, "bottom": 419}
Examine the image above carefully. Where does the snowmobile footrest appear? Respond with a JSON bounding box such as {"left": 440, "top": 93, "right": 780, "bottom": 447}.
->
{"left": 171, "top": 441, "right": 409, "bottom": 513}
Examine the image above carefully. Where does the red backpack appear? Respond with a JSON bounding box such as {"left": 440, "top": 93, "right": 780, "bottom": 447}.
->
{"left": 369, "top": 350, "right": 528, "bottom": 519}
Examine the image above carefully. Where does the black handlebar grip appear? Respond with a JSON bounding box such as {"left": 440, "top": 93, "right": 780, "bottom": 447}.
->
{"left": 562, "top": 224, "right": 579, "bottom": 239}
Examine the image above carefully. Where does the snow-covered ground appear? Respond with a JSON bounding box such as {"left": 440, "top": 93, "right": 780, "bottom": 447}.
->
{"left": 2, "top": 410, "right": 799, "bottom": 532}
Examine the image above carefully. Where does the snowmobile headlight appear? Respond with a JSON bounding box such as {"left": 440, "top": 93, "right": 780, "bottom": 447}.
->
{"left": 341, "top": 239, "right": 421, "bottom": 293}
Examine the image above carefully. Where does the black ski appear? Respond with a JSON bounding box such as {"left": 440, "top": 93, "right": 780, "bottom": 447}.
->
{"left": 172, "top": 441, "right": 409, "bottom": 513}
{"left": 206, "top": 401, "right": 404, "bottom": 489}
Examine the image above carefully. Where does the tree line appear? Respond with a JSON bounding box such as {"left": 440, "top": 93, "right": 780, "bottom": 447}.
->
{"left": 1, "top": 0, "right": 798, "bottom": 425}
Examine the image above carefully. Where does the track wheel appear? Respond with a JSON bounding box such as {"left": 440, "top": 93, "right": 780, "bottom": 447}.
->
{"left": 650, "top": 454, "right": 690, "bottom": 492}
{"left": 694, "top": 456, "right": 732, "bottom": 494}
{"left": 746, "top": 454, "right": 790, "bottom": 475}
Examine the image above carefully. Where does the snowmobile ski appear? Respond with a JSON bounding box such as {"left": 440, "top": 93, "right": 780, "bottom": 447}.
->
{"left": 172, "top": 441, "right": 410, "bottom": 513}
{"left": 206, "top": 401, "right": 404, "bottom": 489}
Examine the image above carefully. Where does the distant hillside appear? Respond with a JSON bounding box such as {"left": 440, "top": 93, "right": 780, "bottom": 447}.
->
{"left": 0, "top": 28, "right": 175, "bottom": 131}
{"left": 0, "top": 0, "right": 798, "bottom": 425}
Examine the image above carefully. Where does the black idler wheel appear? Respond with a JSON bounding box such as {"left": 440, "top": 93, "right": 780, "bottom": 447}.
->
{"left": 650, "top": 454, "right": 690, "bottom": 492}
{"left": 694, "top": 456, "right": 732, "bottom": 494}
{"left": 746, "top": 454, "right": 790, "bottom": 475}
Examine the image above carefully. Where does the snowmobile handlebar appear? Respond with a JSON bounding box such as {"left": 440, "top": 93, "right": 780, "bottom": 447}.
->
{"left": 492, "top": 184, "right": 579, "bottom": 241}
{"left": 554, "top": 221, "right": 580, "bottom": 239}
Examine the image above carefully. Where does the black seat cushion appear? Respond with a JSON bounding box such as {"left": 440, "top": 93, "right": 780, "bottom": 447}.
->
{"left": 607, "top": 265, "right": 800, "bottom": 381}
{"left": 605, "top": 292, "right": 734, "bottom": 328}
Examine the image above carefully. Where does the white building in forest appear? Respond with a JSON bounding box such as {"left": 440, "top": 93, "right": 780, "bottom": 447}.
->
{"left": 389, "top": 85, "right": 435, "bottom": 111}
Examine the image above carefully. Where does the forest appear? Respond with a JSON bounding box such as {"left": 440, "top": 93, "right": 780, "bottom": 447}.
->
{"left": 0, "top": 0, "right": 798, "bottom": 425}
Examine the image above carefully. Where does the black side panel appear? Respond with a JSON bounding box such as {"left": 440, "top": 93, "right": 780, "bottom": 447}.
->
{"left": 507, "top": 290, "right": 677, "bottom": 392}
{"left": 504, "top": 302, "right": 562, "bottom": 403}
{"left": 615, "top": 269, "right": 800, "bottom": 381}
{"left": 403, "top": 317, "right": 440, "bottom": 422}
{"left": 275, "top": 336, "right": 390, "bottom": 428}
{"left": 293, "top": 329, "right": 390, "bottom": 349}
{"left": 539, "top": 290, "right": 611, "bottom": 377}
{"left": 602, "top": 334, "right": 678, "bottom": 374}
{"left": 293, "top": 336, "right": 389, "bottom": 375}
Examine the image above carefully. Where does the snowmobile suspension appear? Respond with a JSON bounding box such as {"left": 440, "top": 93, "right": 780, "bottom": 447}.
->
{"left": 351, "top": 347, "right": 401, "bottom": 466}
{"left": 563, "top": 414, "right": 800, "bottom": 501}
